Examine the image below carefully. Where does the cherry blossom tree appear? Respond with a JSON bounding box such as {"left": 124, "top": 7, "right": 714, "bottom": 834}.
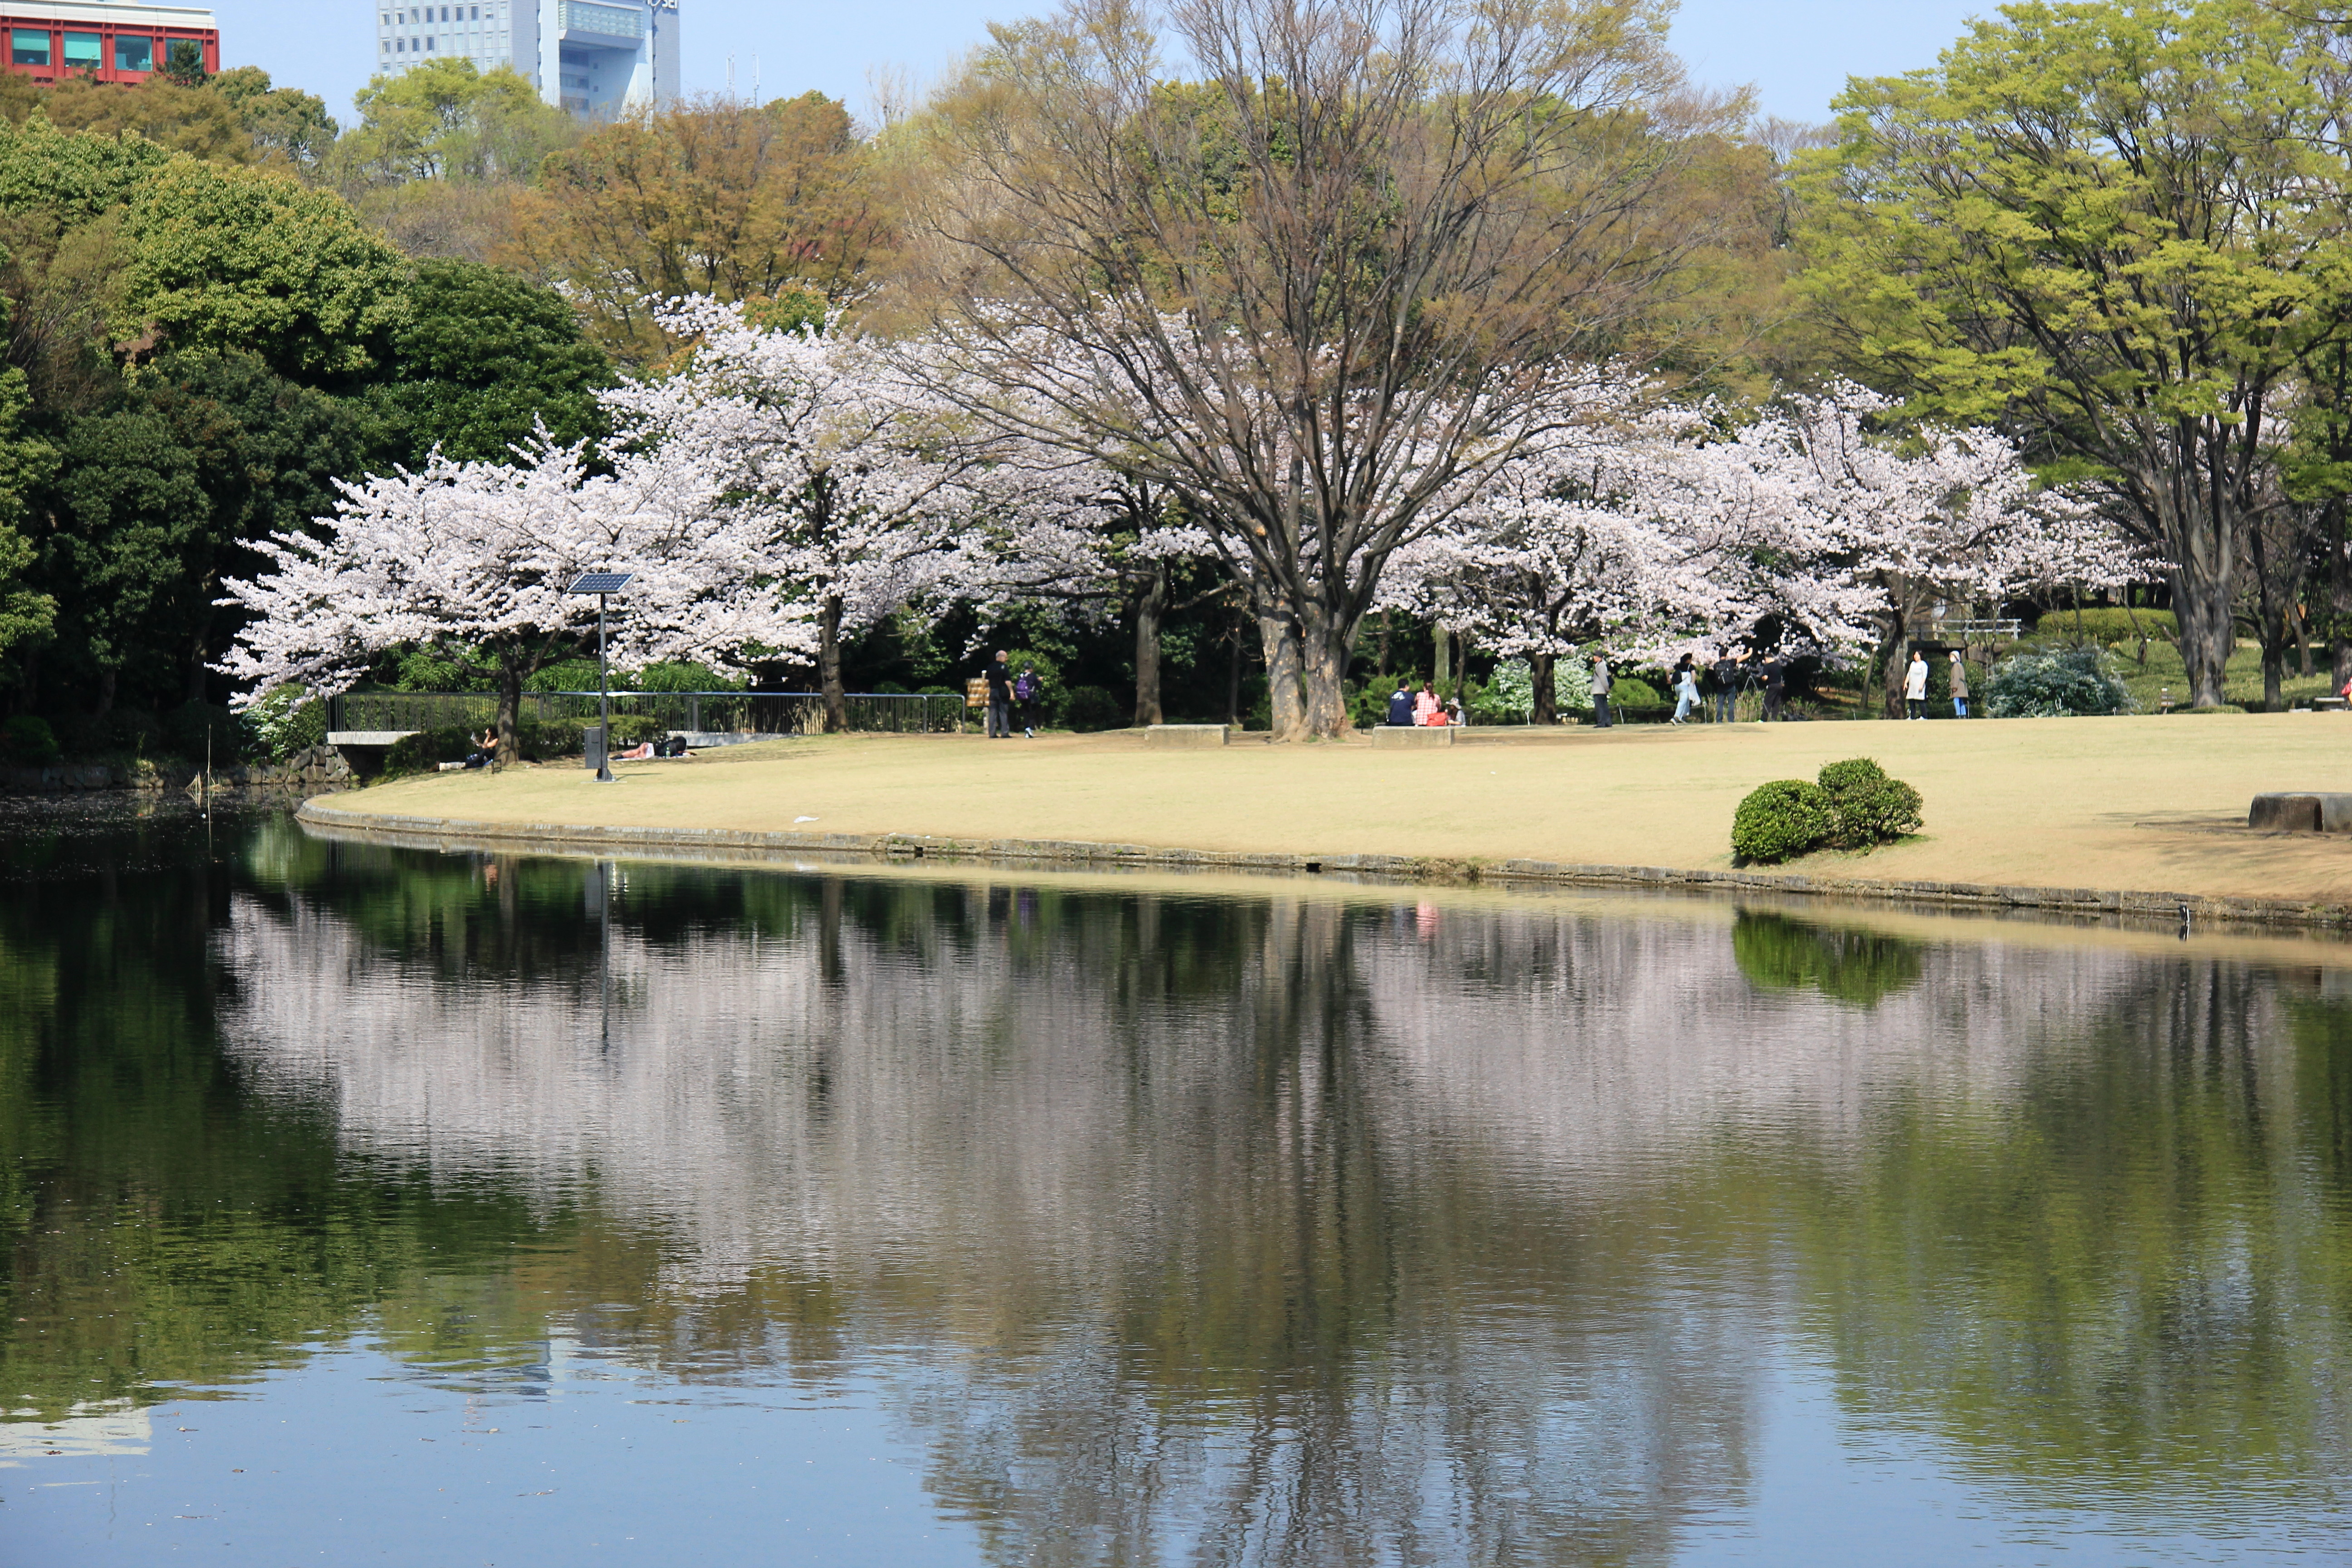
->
{"left": 611, "top": 299, "right": 989, "bottom": 731}
{"left": 1770, "top": 386, "right": 2141, "bottom": 717}
{"left": 1383, "top": 388, "right": 1878, "bottom": 722}
{"left": 1389, "top": 381, "right": 2135, "bottom": 720}
{"left": 218, "top": 437, "right": 757, "bottom": 756}
{"left": 956, "top": 446, "right": 1224, "bottom": 725}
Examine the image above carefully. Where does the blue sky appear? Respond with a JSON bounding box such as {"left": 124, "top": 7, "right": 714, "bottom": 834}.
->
{"left": 232, "top": 0, "right": 1994, "bottom": 130}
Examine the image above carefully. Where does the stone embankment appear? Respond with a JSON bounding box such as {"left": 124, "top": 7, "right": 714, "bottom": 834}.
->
{"left": 294, "top": 801, "right": 2352, "bottom": 934}
{"left": 1, "top": 744, "right": 356, "bottom": 795}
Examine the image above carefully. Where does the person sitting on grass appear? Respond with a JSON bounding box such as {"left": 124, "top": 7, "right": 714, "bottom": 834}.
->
{"left": 1385, "top": 680, "right": 1415, "bottom": 726}
{"left": 463, "top": 729, "right": 498, "bottom": 769}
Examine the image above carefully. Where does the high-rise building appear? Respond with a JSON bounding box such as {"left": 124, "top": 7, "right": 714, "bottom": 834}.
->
{"left": 3, "top": 0, "right": 218, "bottom": 86}
{"left": 371, "top": 0, "right": 676, "bottom": 117}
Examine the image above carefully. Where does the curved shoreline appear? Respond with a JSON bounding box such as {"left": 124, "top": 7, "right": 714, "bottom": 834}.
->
{"left": 294, "top": 799, "right": 2352, "bottom": 934}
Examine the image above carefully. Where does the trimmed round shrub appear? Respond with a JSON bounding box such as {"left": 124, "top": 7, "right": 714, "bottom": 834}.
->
{"left": 0, "top": 715, "right": 60, "bottom": 764}
{"left": 1814, "top": 757, "right": 1923, "bottom": 850}
{"left": 1732, "top": 779, "right": 1834, "bottom": 864}
{"left": 1606, "top": 675, "right": 1665, "bottom": 709}
{"left": 1815, "top": 757, "right": 1887, "bottom": 796}
{"left": 1063, "top": 684, "right": 1124, "bottom": 731}
{"left": 1831, "top": 777, "right": 1925, "bottom": 847}
{"left": 1984, "top": 646, "right": 2132, "bottom": 717}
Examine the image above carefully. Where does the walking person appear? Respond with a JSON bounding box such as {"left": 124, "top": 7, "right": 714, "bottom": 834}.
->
{"left": 1904, "top": 651, "right": 1929, "bottom": 720}
{"left": 1760, "top": 656, "right": 1786, "bottom": 722}
{"left": 984, "top": 650, "right": 1014, "bottom": 739}
{"left": 1014, "top": 665, "right": 1043, "bottom": 738}
{"left": 1948, "top": 651, "right": 1970, "bottom": 718}
{"left": 1671, "top": 655, "right": 1699, "bottom": 724}
{"left": 1712, "top": 649, "right": 1743, "bottom": 723}
{"left": 1591, "top": 653, "right": 1613, "bottom": 728}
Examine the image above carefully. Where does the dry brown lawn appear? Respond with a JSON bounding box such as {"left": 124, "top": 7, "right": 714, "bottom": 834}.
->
{"left": 334, "top": 714, "right": 2352, "bottom": 903}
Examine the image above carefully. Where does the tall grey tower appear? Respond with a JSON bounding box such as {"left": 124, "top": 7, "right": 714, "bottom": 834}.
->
{"left": 372, "top": 0, "right": 675, "bottom": 115}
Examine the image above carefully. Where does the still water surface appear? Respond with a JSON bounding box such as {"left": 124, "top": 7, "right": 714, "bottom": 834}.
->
{"left": 0, "top": 802, "right": 2347, "bottom": 1565}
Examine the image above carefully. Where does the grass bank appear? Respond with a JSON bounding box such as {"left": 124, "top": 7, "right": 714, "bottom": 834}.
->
{"left": 319, "top": 714, "right": 2352, "bottom": 907}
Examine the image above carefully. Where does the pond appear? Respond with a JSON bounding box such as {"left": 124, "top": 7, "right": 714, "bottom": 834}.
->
{"left": 1, "top": 801, "right": 2347, "bottom": 1566}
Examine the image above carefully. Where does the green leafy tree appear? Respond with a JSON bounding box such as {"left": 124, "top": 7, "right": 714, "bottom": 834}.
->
{"left": 212, "top": 66, "right": 340, "bottom": 176}
{"left": 368, "top": 259, "right": 610, "bottom": 463}
{"left": 115, "top": 157, "right": 409, "bottom": 381}
{"left": 0, "top": 363, "right": 55, "bottom": 662}
{"left": 37, "top": 351, "right": 381, "bottom": 712}
{"left": 336, "top": 59, "right": 573, "bottom": 187}
{"left": 1793, "top": 0, "right": 2352, "bottom": 707}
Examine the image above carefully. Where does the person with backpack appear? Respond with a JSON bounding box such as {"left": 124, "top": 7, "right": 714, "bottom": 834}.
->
{"left": 1014, "top": 665, "right": 1043, "bottom": 738}
{"left": 1712, "top": 649, "right": 1744, "bottom": 723}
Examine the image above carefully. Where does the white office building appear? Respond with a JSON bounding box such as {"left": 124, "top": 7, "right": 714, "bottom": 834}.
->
{"left": 371, "top": 0, "right": 676, "bottom": 116}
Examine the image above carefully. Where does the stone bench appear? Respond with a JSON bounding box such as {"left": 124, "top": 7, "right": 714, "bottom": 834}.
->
{"left": 1370, "top": 725, "right": 1455, "bottom": 747}
{"left": 1143, "top": 724, "right": 1230, "bottom": 748}
{"left": 2249, "top": 792, "right": 2352, "bottom": 833}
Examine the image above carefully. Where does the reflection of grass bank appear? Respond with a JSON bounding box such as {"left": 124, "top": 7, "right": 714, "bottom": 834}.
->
{"left": 330, "top": 713, "right": 2352, "bottom": 906}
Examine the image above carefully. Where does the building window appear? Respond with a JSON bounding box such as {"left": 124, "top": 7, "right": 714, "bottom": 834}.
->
{"left": 60, "top": 32, "right": 98, "bottom": 69}
{"left": 427, "top": 35, "right": 436, "bottom": 49}
{"left": 395, "top": 37, "right": 405, "bottom": 50}
{"left": 9, "top": 29, "right": 48, "bottom": 66}
{"left": 114, "top": 36, "right": 153, "bottom": 72}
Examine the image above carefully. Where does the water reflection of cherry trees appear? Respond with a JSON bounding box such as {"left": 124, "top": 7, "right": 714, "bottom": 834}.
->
{"left": 194, "top": 852, "right": 2352, "bottom": 1558}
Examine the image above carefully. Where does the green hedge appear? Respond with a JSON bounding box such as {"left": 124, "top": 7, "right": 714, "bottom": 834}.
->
{"left": 0, "top": 715, "right": 59, "bottom": 764}
{"left": 381, "top": 717, "right": 624, "bottom": 777}
{"left": 1986, "top": 646, "right": 2133, "bottom": 717}
{"left": 1733, "top": 780, "right": 1833, "bottom": 864}
{"left": 2030, "top": 608, "right": 2176, "bottom": 643}
{"left": 1733, "top": 757, "right": 1924, "bottom": 864}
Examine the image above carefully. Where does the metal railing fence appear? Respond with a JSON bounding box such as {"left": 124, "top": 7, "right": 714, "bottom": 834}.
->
{"left": 330, "top": 690, "right": 967, "bottom": 736}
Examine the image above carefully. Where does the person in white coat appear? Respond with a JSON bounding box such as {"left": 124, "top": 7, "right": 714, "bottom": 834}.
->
{"left": 1904, "top": 652, "right": 1930, "bottom": 720}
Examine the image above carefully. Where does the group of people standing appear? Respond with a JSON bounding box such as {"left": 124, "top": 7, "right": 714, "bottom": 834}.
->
{"left": 1593, "top": 650, "right": 1787, "bottom": 728}
{"left": 982, "top": 650, "right": 1047, "bottom": 739}
{"left": 1903, "top": 649, "right": 1969, "bottom": 719}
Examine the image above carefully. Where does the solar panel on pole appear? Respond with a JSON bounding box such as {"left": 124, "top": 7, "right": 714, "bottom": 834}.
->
{"left": 564, "top": 573, "right": 634, "bottom": 780}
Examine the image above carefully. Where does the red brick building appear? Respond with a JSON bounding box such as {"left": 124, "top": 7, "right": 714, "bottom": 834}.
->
{"left": 4, "top": 1, "right": 217, "bottom": 85}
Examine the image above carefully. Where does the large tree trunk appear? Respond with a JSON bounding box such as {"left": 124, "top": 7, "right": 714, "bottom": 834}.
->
{"left": 1529, "top": 650, "right": 1557, "bottom": 727}
{"left": 1255, "top": 599, "right": 1307, "bottom": 739}
{"left": 817, "top": 593, "right": 847, "bottom": 733}
{"left": 1132, "top": 560, "right": 1167, "bottom": 726}
{"left": 1876, "top": 601, "right": 1910, "bottom": 720}
{"left": 496, "top": 648, "right": 523, "bottom": 761}
{"left": 2331, "top": 501, "right": 2352, "bottom": 694}
{"left": 2158, "top": 481, "right": 2240, "bottom": 709}
{"left": 1300, "top": 617, "right": 1353, "bottom": 738}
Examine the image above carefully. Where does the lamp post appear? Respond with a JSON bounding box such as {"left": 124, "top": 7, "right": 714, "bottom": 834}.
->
{"left": 565, "top": 571, "right": 636, "bottom": 782}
